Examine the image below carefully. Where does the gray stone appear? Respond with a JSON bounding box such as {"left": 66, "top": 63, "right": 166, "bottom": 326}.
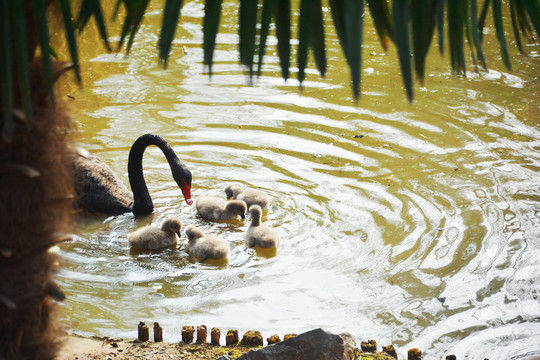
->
{"left": 237, "top": 328, "right": 356, "bottom": 360}
{"left": 216, "top": 356, "right": 232, "bottom": 360}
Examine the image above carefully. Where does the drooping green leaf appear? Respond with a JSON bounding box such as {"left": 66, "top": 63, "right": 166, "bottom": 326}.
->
{"left": 329, "top": 0, "right": 349, "bottom": 63}
{"left": 274, "top": 0, "right": 291, "bottom": 80}
{"left": 521, "top": 0, "right": 540, "bottom": 39}
{"left": 469, "top": 0, "right": 488, "bottom": 69}
{"left": 12, "top": 0, "right": 33, "bottom": 130}
{"left": 366, "top": 0, "right": 393, "bottom": 51}
{"left": 510, "top": 0, "right": 525, "bottom": 54}
{"left": 112, "top": 0, "right": 123, "bottom": 21}
{"left": 32, "top": 0, "right": 55, "bottom": 105}
{"left": 203, "top": 0, "right": 223, "bottom": 76}
{"left": 1, "top": 0, "right": 14, "bottom": 141}
{"left": 447, "top": 0, "right": 467, "bottom": 74}
{"left": 117, "top": 0, "right": 151, "bottom": 54}
{"left": 159, "top": 0, "right": 184, "bottom": 67}
{"left": 329, "top": 0, "right": 364, "bottom": 100}
{"left": 257, "top": 0, "right": 276, "bottom": 76}
{"left": 492, "top": 0, "right": 511, "bottom": 70}
{"left": 345, "top": 0, "right": 364, "bottom": 100}
{"left": 392, "top": 0, "right": 413, "bottom": 102}
{"left": 59, "top": 0, "right": 82, "bottom": 84}
{"left": 411, "top": 0, "right": 436, "bottom": 84}
{"left": 515, "top": 0, "right": 535, "bottom": 42}
{"left": 310, "top": 1, "right": 326, "bottom": 77}
{"left": 239, "top": 0, "right": 259, "bottom": 77}
{"left": 77, "top": 0, "right": 111, "bottom": 51}
{"left": 297, "top": 0, "right": 312, "bottom": 84}
{"left": 478, "top": 0, "right": 491, "bottom": 42}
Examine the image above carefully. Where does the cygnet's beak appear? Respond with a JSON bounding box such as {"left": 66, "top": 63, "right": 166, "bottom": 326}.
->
{"left": 176, "top": 231, "right": 181, "bottom": 238}
{"left": 240, "top": 213, "right": 246, "bottom": 219}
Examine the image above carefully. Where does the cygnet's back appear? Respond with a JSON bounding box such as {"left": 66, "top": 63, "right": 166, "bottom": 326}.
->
{"left": 195, "top": 196, "right": 247, "bottom": 222}
{"left": 224, "top": 184, "right": 270, "bottom": 211}
{"left": 128, "top": 218, "right": 181, "bottom": 251}
{"left": 245, "top": 205, "right": 279, "bottom": 248}
{"left": 185, "top": 225, "right": 230, "bottom": 260}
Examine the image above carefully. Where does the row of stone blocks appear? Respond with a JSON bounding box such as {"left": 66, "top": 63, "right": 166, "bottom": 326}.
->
{"left": 137, "top": 321, "right": 294, "bottom": 347}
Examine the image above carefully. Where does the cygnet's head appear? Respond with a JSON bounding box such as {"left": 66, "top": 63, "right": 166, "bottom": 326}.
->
{"left": 224, "top": 183, "right": 243, "bottom": 199}
{"left": 162, "top": 218, "right": 182, "bottom": 237}
{"left": 185, "top": 224, "right": 204, "bottom": 242}
{"left": 226, "top": 200, "right": 247, "bottom": 219}
{"left": 249, "top": 205, "right": 263, "bottom": 220}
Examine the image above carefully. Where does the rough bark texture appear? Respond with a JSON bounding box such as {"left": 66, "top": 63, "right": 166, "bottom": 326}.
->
{"left": 0, "top": 60, "right": 74, "bottom": 360}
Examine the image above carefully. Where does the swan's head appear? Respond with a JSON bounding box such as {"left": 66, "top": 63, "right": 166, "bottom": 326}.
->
{"left": 224, "top": 183, "right": 243, "bottom": 199}
{"left": 174, "top": 169, "right": 193, "bottom": 205}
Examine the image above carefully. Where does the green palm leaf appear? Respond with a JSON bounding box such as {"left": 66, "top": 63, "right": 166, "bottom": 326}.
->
{"left": 411, "top": 0, "right": 436, "bottom": 84}
{"left": 257, "top": 0, "right": 275, "bottom": 76}
{"left": 203, "top": 0, "right": 223, "bottom": 76}
{"left": 447, "top": 0, "right": 467, "bottom": 73}
{"left": 367, "top": 0, "right": 393, "bottom": 51}
{"left": 393, "top": 0, "right": 413, "bottom": 102}
{"left": 239, "top": 0, "right": 259, "bottom": 77}
{"left": 117, "top": 0, "right": 151, "bottom": 54}
{"left": 274, "top": 0, "right": 291, "bottom": 80}
{"left": 77, "top": 0, "right": 111, "bottom": 51}
{"left": 59, "top": 0, "right": 82, "bottom": 84}
{"left": 159, "top": 0, "right": 184, "bottom": 67}
{"left": 492, "top": 0, "right": 511, "bottom": 70}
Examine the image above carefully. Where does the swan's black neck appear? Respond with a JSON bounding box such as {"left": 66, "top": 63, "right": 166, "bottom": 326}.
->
{"left": 128, "top": 134, "right": 192, "bottom": 215}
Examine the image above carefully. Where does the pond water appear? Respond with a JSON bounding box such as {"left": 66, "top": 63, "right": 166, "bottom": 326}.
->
{"left": 54, "top": 2, "right": 540, "bottom": 359}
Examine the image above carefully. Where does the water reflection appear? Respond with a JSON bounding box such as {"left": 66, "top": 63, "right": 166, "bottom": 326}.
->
{"left": 54, "top": 1, "right": 540, "bottom": 358}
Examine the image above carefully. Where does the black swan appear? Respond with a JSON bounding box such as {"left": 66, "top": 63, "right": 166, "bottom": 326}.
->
{"left": 195, "top": 196, "right": 246, "bottom": 222}
{"left": 128, "top": 217, "right": 182, "bottom": 250}
{"left": 224, "top": 183, "right": 270, "bottom": 211}
{"left": 71, "top": 134, "right": 192, "bottom": 214}
{"left": 245, "top": 205, "right": 280, "bottom": 248}
{"left": 185, "top": 224, "right": 230, "bottom": 260}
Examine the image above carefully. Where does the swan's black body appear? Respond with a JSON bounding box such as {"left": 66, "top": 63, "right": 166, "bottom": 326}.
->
{"left": 72, "top": 134, "right": 192, "bottom": 214}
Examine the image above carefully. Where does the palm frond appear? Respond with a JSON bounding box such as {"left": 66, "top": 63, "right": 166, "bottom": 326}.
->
{"left": 203, "top": 0, "right": 223, "bottom": 76}
{"left": 239, "top": 0, "right": 259, "bottom": 77}
{"left": 520, "top": 0, "right": 540, "bottom": 39}
{"left": 117, "top": 0, "right": 151, "bottom": 54}
{"left": 392, "top": 0, "right": 413, "bottom": 102}
{"left": 492, "top": 0, "right": 512, "bottom": 70}
{"left": 329, "top": 0, "right": 364, "bottom": 100}
{"left": 159, "top": 0, "right": 185, "bottom": 67}
{"left": 274, "top": 0, "right": 291, "bottom": 80}
{"left": 447, "top": 0, "right": 467, "bottom": 74}
{"left": 366, "top": 0, "right": 393, "bottom": 51}
{"left": 411, "top": 0, "right": 436, "bottom": 84}
{"left": 77, "top": 0, "right": 111, "bottom": 51}
{"left": 59, "top": 0, "right": 82, "bottom": 84}
{"left": 32, "top": 0, "right": 55, "bottom": 105}
{"left": 257, "top": 0, "right": 275, "bottom": 76}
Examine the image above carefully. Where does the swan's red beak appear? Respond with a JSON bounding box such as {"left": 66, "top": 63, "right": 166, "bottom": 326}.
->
{"left": 181, "top": 184, "right": 193, "bottom": 205}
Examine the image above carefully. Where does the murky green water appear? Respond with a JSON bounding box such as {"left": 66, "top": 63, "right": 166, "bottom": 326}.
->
{"left": 54, "top": 2, "right": 540, "bottom": 359}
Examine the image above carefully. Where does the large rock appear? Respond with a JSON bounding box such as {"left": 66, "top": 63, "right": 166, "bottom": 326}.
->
{"left": 237, "top": 328, "right": 356, "bottom": 360}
